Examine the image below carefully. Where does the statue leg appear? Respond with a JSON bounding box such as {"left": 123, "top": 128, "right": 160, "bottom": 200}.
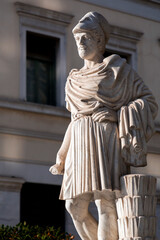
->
{"left": 95, "top": 191, "right": 118, "bottom": 240}
{"left": 65, "top": 193, "right": 98, "bottom": 240}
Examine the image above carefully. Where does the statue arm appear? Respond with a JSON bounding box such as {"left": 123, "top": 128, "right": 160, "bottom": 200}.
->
{"left": 57, "top": 121, "right": 72, "bottom": 163}
{"left": 49, "top": 121, "right": 72, "bottom": 175}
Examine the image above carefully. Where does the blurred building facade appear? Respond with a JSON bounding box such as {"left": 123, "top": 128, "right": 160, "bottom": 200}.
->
{"left": 0, "top": 0, "right": 160, "bottom": 238}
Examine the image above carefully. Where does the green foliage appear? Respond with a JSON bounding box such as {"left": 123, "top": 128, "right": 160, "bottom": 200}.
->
{"left": 0, "top": 222, "right": 74, "bottom": 240}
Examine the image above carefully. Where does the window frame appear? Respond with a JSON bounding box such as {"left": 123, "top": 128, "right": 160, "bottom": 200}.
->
{"left": 15, "top": 2, "right": 73, "bottom": 107}
{"left": 107, "top": 25, "right": 143, "bottom": 70}
{"left": 21, "top": 27, "right": 63, "bottom": 106}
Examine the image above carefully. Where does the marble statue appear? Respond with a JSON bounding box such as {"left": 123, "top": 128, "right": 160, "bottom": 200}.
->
{"left": 49, "top": 12, "right": 158, "bottom": 240}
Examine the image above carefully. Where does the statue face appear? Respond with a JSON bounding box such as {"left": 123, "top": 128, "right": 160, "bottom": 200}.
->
{"left": 74, "top": 32, "right": 99, "bottom": 61}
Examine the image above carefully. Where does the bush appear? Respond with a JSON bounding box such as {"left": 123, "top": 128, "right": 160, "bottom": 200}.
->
{"left": 0, "top": 222, "right": 74, "bottom": 240}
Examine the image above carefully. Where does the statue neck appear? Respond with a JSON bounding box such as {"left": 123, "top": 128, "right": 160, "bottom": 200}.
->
{"left": 83, "top": 55, "right": 104, "bottom": 69}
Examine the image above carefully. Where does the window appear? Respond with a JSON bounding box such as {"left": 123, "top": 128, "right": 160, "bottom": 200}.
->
{"left": 106, "top": 25, "right": 143, "bottom": 70}
{"left": 27, "top": 32, "right": 59, "bottom": 105}
{"left": 15, "top": 2, "right": 73, "bottom": 107}
{"left": 20, "top": 183, "right": 65, "bottom": 229}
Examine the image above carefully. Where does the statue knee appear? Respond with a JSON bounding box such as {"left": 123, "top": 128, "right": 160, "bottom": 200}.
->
{"left": 95, "top": 198, "right": 116, "bottom": 215}
{"left": 65, "top": 200, "right": 75, "bottom": 216}
{"left": 95, "top": 199, "right": 106, "bottom": 214}
{"left": 95, "top": 199, "right": 117, "bottom": 216}
{"left": 65, "top": 200, "right": 88, "bottom": 222}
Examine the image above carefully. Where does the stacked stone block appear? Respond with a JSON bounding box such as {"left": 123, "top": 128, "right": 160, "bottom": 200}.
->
{"left": 116, "top": 174, "right": 157, "bottom": 240}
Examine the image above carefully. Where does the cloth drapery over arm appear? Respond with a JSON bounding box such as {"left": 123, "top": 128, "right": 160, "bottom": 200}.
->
{"left": 118, "top": 72, "right": 158, "bottom": 167}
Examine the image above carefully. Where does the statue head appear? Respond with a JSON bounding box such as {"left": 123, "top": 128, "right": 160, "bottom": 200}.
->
{"left": 72, "top": 12, "right": 110, "bottom": 58}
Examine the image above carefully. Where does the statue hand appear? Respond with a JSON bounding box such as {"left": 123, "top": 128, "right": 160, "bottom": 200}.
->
{"left": 92, "top": 108, "right": 117, "bottom": 123}
{"left": 49, "top": 163, "right": 64, "bottom": 175}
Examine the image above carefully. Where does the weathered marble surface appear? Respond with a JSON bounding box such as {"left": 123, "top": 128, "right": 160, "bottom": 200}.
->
{"left": 49, "top": 12, "right": 158, "bottom": 240}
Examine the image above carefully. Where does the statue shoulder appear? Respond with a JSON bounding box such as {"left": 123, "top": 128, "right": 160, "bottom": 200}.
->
{"left": 103, "top": 54, "right": 126, "bottom": 66}
{"left": 68, "top": 68, "right": 79, "bottom": 76}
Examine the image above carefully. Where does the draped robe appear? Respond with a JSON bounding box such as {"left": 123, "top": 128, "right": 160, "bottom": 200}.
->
{"left": 59, "top": 54, "right": 158, "bottom": 200}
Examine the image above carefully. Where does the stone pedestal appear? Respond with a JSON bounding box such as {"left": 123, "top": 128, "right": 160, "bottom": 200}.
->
{"left": 116, "top": 174, "right": 157, "bottom": 240}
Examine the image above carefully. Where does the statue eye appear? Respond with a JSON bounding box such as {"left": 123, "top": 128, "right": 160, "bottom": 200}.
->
{"left": 85, "top": 17, "right": 90, "bottom": 21}
{"left": 85, "top": 35, "right": 91, "bottom": 40}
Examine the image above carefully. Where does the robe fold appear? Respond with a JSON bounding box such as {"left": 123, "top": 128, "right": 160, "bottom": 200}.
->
{"left": 59, "top": 54, "right": 158, "bottom": 200}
